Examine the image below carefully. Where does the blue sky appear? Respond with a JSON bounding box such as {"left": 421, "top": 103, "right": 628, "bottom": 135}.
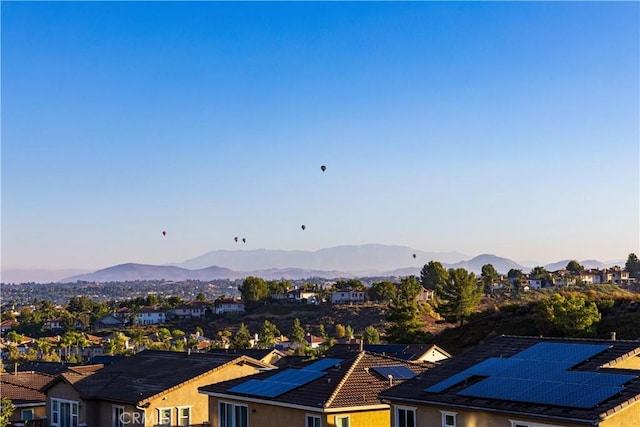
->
{"left": 2, "top": 1, "right": 638, "bottom": 272}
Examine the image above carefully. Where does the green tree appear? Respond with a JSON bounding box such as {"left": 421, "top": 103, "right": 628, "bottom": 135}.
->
{"left": 257, "top": 320, "right": 280, "bottom": 349}
{"left": 267, "top": 280, "right": 290, "bottom": 295}
{"left": 195, "top": 293, "right": 207, "bottom": 302}
{"left": 368, "top": 281, "right": 397, "bottom": 303}
{"left": 238, "top": 276, "right": 269, "bottom": 308}
{"left": 230, "top": 323, "right": 252, "bottom": 349}
{"left": 290, "top": 318, "right": 307, "bottom": 355}
{"left": 625, "top": 253, "right": 640, "bottom": 278}
{"left": 317, "top": 324, "right": 327, "bottom": 339}
{"left": 566, "top": 260, "right": 583, "bottom": 274}
{"left": 345, "top": 325, "right": 355, "bottom": 339}
{"left": 67, "top": 295, "right": 95, "bottom": 313}
{"left": 421, "top": 261, "right": 449, "bottom": 291}
{"left": 333, "top": 279, "right": 365, "bottom": 291}
{"left": 435, "top": 268, "right": 483, "bottom": 331}
{"left": 1, "top": 397, "right": 15, "bottom": 427}
{"left": 537, "top": 293, "right": 601, "bottom": 337}
{"left": 480, "top": 264, "right": 499, "bottom": 295}
{"left": 397, "top": 276, "right": 423, "bottom": 303}
{"left": 363, "top": 326, "right": 380, "bottom": 344}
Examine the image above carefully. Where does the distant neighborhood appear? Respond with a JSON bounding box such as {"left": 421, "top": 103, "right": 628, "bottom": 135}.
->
{"left": 2, "top": 255, "right": 640, "bottom": 426}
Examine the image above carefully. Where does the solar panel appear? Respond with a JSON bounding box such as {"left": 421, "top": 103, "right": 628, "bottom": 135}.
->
{"left": 365, "top": 344, "right": 407, "bottom": 354}
{"left": 301, "top": 358, "right": 343, "bottom": 372}
{"left": 426, "top": 342, "right": 636, "bottom": 409}
{"left": 371, "top": 365, "right": 417, "bottom": 380}
{"left": 228, "top": 369, "right": 327, "bottom": 398}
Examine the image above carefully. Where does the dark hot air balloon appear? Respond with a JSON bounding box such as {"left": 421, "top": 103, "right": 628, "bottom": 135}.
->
{"left": 234, "top": 237, "right": 239, "bottom": 243}
{"left": 320, "top": 165, "right": 326, "bottom": 172}
{"left": 242, "top": 238, "right": 246, "bottom": 243}
{"left": 301, "top": 225, "right": 306, "bottom": 230}
{"left": 412, "top": 253, "right": 416, "bottom": 259}
{"left": 162, "top": 231, "right": 167, "bottom": 236}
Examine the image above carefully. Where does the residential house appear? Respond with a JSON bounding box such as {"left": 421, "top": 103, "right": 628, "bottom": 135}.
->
{"left": 271, "top": 289, "right": 321, "bottom": 305}
{"left": 326, "top": 343, "right": 451, "bottom": 364}
{"left": 207, "top": 348, "right": 287, "bottom": 366}
{"left": 1, "top": 371, "right": 55, "bottom": 426}
{"left": 133, "top": 306, "right": 166, "bottom": 325}
{"left": 416, "top": 287, "right": 435, "bottom": 302}
{"left": 169, "top": 300, "right": 212, "bottom": 319}
{"left": 42, "top": 350, "right": 273, "bottom": 427}
{"left": 44, "top": 317, "right": 65, "bottom": 331}
{"left": 92, "top": 314, "right": 127, "bottom": 331}
{"left": 380, "top": 335, "right": 640, "bottom": 427}
{"left": 304, "top": 333, "right": 326, "bottom": 349}
{"left": 331, "top": 289, "right": 366, "bottom": 305}
{"left": 602, "top": 267, "right": 631, "bottom": 285}
{"left": 526, "top": 277, "right": 543, "bottom": 290}
{"left": 551, "top": 269, "right": 577, "bottom": 287}
{"left": 199, "top": 351, "right": 433, "bottom": 427}
{"left": 213, "top": 298, "right": 245, "bottom": 315}
{"left": 1, "top": 319, "right": 19, "bottom": 334}
{"left": 579, "top": 269, "right": 602, "bottom": 285}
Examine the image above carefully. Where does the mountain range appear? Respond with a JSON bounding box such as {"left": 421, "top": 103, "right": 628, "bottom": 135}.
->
{"left": 41, "top": 245, "right": 624, "bottom": 283}
{"left": 1, "top": 245, "right": 626, "bottom": 284}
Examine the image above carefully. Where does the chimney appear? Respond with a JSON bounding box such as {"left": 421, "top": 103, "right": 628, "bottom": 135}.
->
{"left": 359, "top": 339, "right": 363, "bottom": 352}
{"left": 388, "top": 374, "right": 393, "bottom": 386}
{"left": 611, "top": 331, "right": 617, "bottom": 341}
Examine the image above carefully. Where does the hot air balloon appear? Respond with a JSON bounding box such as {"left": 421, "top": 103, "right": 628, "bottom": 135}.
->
{"left": 234, "top": 237, "right": 239, "bottom": 243}
{"left": 301, "top": 225, "right": 306, "bottom": 230}
{"left": 162, "top": 231, "right": 167, "bottom": 236}
{"left": 320, "top": 165, "right": 326, "bottom": 172}
{"left": 242, "top": 238, "right": 246, "bottom": 243}
{"left": 412, "top": 253, "right": 417, "bottom": 259}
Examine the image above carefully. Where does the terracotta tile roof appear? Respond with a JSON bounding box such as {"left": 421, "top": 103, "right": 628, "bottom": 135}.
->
{"left": 47, "top": 350, "right": 273, "bottom": 405}
{"left": 0, "top": 372, "right": 55, "bottom": 404}
{"left": 379, "top": 335, "right": 640, "bottom": 424}
{"left": 199, "top": 351, "right": 433, "bottom": 410}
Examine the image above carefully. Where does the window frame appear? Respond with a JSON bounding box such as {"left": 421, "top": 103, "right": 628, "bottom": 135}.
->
{"left": 219, "top": 400, "right": 248, "bottom": 427}
{"left": 335, "top": 415, "right": 350, "bottom": 427}
{"left": 21, "top": 409, "right": 34, "bottom": 420}
{"left": 306, "top": 413, "right": 321, "bottom": 427}
{"left": 440, "top": 410, "right": 457, "bottom": 427}
{"left": 112, "top": 405, "right": 125, "bottom": 427}
{"left": 157, "top": 407, "right": 172, "bottom": 426}
{"left": 176, "top": 406, "right": 191, "bottom": 426}
{"left": 394, "top": 405, "right": 417, "bottom": 427}
{"left": 50, "top": 398, "right": 79, "bottom": 427}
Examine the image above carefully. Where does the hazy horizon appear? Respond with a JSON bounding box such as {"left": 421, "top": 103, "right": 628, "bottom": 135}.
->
{"left": 3, "top": 2, "right": 638, "bottom": 273}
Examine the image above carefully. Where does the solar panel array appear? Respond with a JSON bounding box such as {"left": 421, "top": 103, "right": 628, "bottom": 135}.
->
{"left": 425, "top": 342, "right": 637, "bottom": 409}
{"left": 228, "top": 358, "right": 343, "bottom": 398}
{"left": 371, "top": 365, "right": 417, "bottom": 380}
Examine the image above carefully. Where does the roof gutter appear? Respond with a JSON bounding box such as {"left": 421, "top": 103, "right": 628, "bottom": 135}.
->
{"left": 200, "top": 391, "right": 388, "bottom": 414}
{"left": 379, "top": 396, "right": 597, "bottom": 426}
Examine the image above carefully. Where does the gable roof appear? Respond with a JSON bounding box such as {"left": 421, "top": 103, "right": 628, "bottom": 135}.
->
{"left": 199, "top": 351, "right": 433, "bottom": 411}
{"left": 379, "top": 335, "right": 640, "bottom": 424}
{"left": 324, "top": 343, "right": 450, "bottom": 362}
{"left": 1, "top": 372, "right": 55, "bottom": 405}
{"left": 47, "top": 350, "right": 273, "bottom": 405}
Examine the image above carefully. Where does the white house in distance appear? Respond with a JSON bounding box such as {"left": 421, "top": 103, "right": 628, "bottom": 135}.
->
{"left": 331, "top": 289, "right": 366, "bottom": 304}
{"left": 213, "top": 298, "right": 245, "bottom": 315}
{"left": 133, "top": 307, "right": 166, "bottom": 325}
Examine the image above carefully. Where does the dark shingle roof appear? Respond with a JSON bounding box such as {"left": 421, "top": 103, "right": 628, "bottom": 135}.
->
{"left": 51, "top": 350, "right": 272, "bottom": 405}
{"left": 379, "top": 335, "right": 640, "bottom": 424}
{"left": 1, "top": 372, "right": 55, "bottom": 404}
{"left": 199, "top": 351, "right": 433, "bottom": 410}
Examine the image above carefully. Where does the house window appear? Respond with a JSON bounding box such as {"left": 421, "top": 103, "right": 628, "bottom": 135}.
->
{"left": 395, "top": 405, "right": 416, "bottom": 427}
{"left": 306, "top": 414, "right": 321, "bottom": 427}
{"left": 219, "top": 401, "right": 248, "bottom": 427}
{"left": 157, "top": 408, "right": 172, "bottom": 426}
{"left": 51, "top": 398, "right": 79, "bottom": 427}
{"left": 21, "top": 409, "right": 34, "bottom": 420}
{"left": 440, "top": 410, "right": 457, "bottom": 427}
{"left": 335, "top": 415, "right": 349, "bottom": 427}
{"left": 113, "top": 405, "right": 125, "bottom": 427}
{"left": 177, "top": 406, "right": 191, "bottom": 426}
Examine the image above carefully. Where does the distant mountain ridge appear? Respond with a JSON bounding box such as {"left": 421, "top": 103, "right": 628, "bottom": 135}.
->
{"left": 2, "top": 245, "right": 626, "bottom": 283}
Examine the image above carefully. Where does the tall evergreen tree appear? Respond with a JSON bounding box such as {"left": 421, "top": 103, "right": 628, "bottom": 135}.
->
{"left": 435, "top": 268, "right": 483, "bottom": 332}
